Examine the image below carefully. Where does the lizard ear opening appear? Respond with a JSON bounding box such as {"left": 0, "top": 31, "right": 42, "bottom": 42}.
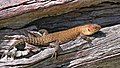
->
{"left": 87, "top": 28, "right": 91, "bottom": 32}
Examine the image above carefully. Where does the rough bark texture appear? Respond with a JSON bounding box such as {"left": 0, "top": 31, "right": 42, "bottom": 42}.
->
{"left": 0, "top": 0, "right": 119, "bottom": 29}
{"left": 0, "top": 1, "right": 120, "bottom": 68}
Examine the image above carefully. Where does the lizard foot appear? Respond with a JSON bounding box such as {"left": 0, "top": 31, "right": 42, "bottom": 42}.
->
{"left": 49, "top": 41, "right": 63, "bottom": 59}
{"left": 26, "top": 29, "right": 48, "bottom": 37}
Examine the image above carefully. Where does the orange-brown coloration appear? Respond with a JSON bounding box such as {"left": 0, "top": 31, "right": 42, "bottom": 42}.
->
{"left": 14, "top": 24, "right": 101, "bottom": 47}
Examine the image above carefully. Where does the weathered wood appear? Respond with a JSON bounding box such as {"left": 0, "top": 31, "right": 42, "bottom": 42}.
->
{"left": 27, "top": 1, "right": 120, "bottom": 32}
{"left": 0, "top": 22, "right": 119, "bottom": 68}
{"left": 0, "top": 0, "right": 119, "bottom": 29}
{"left": 0, "top": 2, "right": 120, "bottom": 68}
{"left": 26, "top": 24, "right": 120, "bottom": 68}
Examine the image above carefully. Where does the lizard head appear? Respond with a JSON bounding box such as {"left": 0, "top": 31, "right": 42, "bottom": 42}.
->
{"left": 80, "top": 24, "right": 101, "bottom": 35}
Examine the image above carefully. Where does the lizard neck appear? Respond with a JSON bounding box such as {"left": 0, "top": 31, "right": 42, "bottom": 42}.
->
{"left": 73, "top": 26, "right": 83, "bottom": 34}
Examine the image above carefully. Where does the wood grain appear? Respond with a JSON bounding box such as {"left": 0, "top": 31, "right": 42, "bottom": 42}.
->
{"left": 0, "top": 2, "right": 120, "bottom": 68}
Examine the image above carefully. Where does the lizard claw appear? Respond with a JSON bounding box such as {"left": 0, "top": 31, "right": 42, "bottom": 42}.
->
{"left": 49, "top": 41, "right": 63, "bottom": 59}
{"left": 38, "top": 29, "right": 48, "bottom": 36}
{"left": 50, "top": 50, "right": 58, "bottom": 59}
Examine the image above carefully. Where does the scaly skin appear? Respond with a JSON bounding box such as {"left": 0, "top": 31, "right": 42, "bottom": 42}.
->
{"left": 8, "top": 24, "right": 101, "bottom": 55}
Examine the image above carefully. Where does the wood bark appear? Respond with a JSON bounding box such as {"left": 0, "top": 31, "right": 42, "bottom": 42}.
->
{"left": 0, "top": 2, "right": 120, "bottom": 68}
{"left": 0, "top": 0, "right": 119, "bottom": 29}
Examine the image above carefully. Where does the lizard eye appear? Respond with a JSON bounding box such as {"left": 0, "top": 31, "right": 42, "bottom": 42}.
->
{"left": 82, "top": 29, "right": 86, "bottom": 33}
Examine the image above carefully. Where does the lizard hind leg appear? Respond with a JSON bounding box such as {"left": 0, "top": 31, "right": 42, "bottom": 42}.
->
{"left": 26, "top": 29, "right": 48, "bottom": 37}
{"left": 14, "top": 40, "right": 26, "bottom": 51}
{"left": 49, "top": 41, "right": 63, "bottom": 59}
{"left": 38, "top": 29, "right": 48, "bottom": 36}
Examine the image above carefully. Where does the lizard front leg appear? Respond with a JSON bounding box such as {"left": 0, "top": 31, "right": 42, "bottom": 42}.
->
{"left": 78, "top": 34, "right": 92, "bottom": 42}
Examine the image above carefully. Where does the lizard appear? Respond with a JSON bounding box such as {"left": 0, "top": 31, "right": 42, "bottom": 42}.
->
{"left": 4, "top": 24, "right": 101, "bottom": 59}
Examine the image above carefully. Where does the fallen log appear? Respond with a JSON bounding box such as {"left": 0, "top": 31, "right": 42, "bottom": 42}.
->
{"left": 0, "top": 21, "right": 119, "bottom": 68}
{"left": 0, "top": 2, "right": 120, "bottom": 68}
{"left": 0, "top": 0, "right": 120, "bottom": 29}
